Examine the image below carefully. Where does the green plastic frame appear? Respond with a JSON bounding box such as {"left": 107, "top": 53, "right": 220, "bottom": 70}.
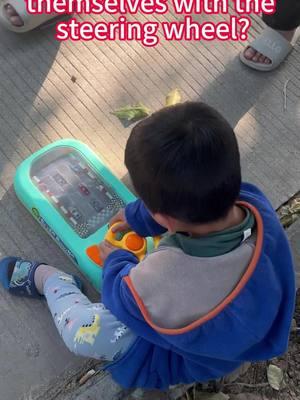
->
{"left": 14, "top": 139, "right": 136, "bottom": 291}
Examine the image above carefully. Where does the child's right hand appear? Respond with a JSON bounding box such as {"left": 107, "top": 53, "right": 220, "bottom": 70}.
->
{"left": 109, "top": 209, "right": 131, "bottom": 233}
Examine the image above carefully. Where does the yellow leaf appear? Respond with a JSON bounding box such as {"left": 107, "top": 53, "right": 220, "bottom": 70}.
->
{"left": 165, "top": 89, "right": 182, "bottom": 106}
{"left": 267, "top": 364, "right": 284, "bottom": 391}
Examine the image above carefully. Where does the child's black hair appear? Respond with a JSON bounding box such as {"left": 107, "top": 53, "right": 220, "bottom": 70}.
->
{"left": 125, "top": 102, "right": 241, "bottom": 224}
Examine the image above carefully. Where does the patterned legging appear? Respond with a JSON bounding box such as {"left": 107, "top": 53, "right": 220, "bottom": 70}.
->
{"left": 44, "top": 272, "right": 136, "bottom": 363}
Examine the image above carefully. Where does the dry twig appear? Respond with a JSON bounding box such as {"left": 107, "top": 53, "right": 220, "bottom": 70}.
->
{"left": 224, "top": 381, "right": 270, "bottom": 388}
{"left": 283, "top": 79, "right": 290, "bottom": 111}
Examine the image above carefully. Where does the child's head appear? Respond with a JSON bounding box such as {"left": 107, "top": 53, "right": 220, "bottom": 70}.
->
{"left": 125, "top": 102, "right": 241, "bottom": 226}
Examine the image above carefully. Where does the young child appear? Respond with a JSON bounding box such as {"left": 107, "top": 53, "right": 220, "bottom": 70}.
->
{"left": 0, "top": 102, "right": 296, "bottom": 390}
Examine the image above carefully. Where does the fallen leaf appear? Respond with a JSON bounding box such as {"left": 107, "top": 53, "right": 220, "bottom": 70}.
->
{"left": 267, "top": 364, "right": 284, "bottom": 391}
{"left": 79, "top": 369, "right": 96, "bottom": 385}
{"left": 290, "top": 198, "right": 300, "bottom": 214}
{"left": 111, "top": 103, "right": 151, "bottom": 122}
{"left": 278, "top": 205, "right": 291, "bottom": 217}
{"left": 130, "top": 388, "right": 145, "bottom": 398}
{"left": 291, "top": 318, "right": 297, "bottom": 331}
{"left": 280, "top": 213, "right": 298, "bottom": 228}
{"left": 165, "top": 89, "right": 182, "bottom": 106}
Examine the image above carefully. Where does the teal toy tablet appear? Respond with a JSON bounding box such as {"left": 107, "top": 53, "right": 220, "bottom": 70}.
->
{"left": 14, "top": 139, "right": 137, "bottom": 291}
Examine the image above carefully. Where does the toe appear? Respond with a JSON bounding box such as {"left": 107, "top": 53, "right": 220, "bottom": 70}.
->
{"left": 243, "top": 46, "right": 257, "bottom": 60}
{"left": 4, "top": 4, "right": 14, "bottom": 16}
{"left": 259, "top": 55, "right": 272, "bottom": 65}
{"left": 258, "top": 54, "right": 266, "bottom": 64}
{"left": 252, "top": 51, "right": 261, "bottom": 63}
{"left": 4, "top": 3, "right": 24, "bottom": 27}
{"left": 10, "top": 15, "right": 24, "bottom": 26}
{"left": 4, "top": 4, "right": 14, "bottom": 17}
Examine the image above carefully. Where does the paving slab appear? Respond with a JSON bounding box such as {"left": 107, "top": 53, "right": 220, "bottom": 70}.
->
{"left": 0, "top": 8, "right": 299, "bottom": 400}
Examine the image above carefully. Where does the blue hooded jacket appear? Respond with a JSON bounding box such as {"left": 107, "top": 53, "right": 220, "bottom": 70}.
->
{"left": 102, "top": 183, "right": 296, "bottom": 389}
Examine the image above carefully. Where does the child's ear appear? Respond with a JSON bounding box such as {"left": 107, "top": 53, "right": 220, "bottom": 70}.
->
{"left": 152, "top": 213, "right": 177, "bottom": 233}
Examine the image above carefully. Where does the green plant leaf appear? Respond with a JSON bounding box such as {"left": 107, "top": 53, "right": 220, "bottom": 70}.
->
{"left": 267, "top": 364, "right": 284, "bottom": 391}
{"left": 165, "top": 89, "right": 182, "bottom": 106}
{"left": 111, "top": 103, "right": 151, "bottom": 121}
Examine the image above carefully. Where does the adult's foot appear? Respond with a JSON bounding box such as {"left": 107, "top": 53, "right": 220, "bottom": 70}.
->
{"left": 4, "top": 3, "right": 24, "bottom": 27}
{"left": 243, "top": 29, "right": 296, "bottom": 65}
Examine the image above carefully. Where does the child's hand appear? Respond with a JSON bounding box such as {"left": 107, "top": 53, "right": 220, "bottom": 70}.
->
{"left": 99, "top": 241, "right": 119, "bottom": 263}
{"left": 109, "top": 209, "right": 130, "bottom": 233}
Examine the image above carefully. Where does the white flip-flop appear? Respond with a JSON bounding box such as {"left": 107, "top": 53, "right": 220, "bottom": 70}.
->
{"left": 0, "top": 0, "right": 58, "bottom": 32}
{"left": 240, "top": 27, "right": 296, "bottom": 72}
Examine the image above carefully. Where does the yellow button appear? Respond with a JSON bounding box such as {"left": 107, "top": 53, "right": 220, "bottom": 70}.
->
{"left": 125, "top": 234, "right": 144, "bottom": 251}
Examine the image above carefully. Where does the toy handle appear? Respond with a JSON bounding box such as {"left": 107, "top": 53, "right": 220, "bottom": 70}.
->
{"left": 85, "top": 225, "right": 124, "bottom": 267}
{"left": 86, "top": 223, "right": 149, "bottom": 267}
{"left": 105, "top": 222, "right": 126, "bottom": 247}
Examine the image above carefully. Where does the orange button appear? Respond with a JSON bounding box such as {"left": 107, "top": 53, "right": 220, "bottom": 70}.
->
{"left": 86, "top": 245, "right": 103, "bottom": 266}
{"left": 125, "top": 234, "right": 144, "bottom": 251}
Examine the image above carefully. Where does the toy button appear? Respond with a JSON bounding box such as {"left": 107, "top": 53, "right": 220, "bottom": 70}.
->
{"left": 86, "top": 245, "right": 102, "bottom": 266}
{"left": 125, "top": 234, "right": 144, "bottom": 251}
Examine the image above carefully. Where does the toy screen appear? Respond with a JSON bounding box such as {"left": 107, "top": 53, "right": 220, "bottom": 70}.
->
{"left": 30, "top": 147, "right": 125, "bottom": 239}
